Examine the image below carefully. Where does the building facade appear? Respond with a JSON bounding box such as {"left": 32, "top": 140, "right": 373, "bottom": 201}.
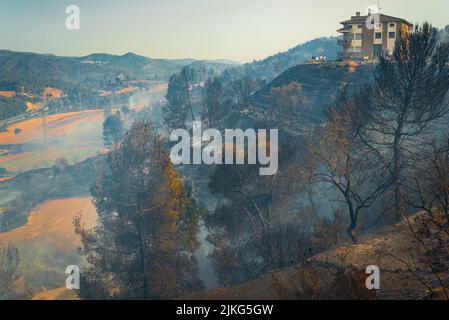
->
{"left": 337, "top": 12, "right": 412, "bottom": 60}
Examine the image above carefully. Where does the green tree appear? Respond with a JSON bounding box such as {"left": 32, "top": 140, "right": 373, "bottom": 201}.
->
{"left": 201, "top": 77, "right": 223, "bottom": 128}
{"left": 102, "top": 111, "right": 124, "bottom": 148}
{"left": 76, "top": 121, "right": 203, "bottom": 299}
{"left": 164, "top": 66, "right": 196, "bottom": 129}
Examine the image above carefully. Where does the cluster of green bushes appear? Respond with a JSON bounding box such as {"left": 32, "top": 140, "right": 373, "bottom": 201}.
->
{"left": 0, "top": 97, "right": 27, "bottom": 121}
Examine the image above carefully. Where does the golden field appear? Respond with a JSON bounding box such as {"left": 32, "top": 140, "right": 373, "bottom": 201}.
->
{"left": 0, "top": 110, "right": 106, "bottom": 174}
{"left": 0, "top": 91, "right": 16, "bottom": 98}
{"left": 0, "top": 197, "right": 97, "bottom": 294}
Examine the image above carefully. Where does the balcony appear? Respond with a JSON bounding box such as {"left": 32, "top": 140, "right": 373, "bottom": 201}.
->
{"left": 337, "top": 27, "right": 352, "bottom": 33}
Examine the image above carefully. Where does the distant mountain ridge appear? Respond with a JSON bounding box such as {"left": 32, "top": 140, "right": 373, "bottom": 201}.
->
{"left": 0, "top": 49, "right": 239, "bottom": 90}
{"left": 0, "top": 36, "right": 339, "bottom": 95}
{"left": 0, "top": 49, "right": 240, "bottom": 120}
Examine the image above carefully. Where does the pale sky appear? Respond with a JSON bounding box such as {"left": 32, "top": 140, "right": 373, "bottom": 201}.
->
{"left": 0, "top": 0, "right": 448, "bottom": 62}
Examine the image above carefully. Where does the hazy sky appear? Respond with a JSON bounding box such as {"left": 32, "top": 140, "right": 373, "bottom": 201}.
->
{"left": 0, "top": 0, "right": 448, "bottom": 62}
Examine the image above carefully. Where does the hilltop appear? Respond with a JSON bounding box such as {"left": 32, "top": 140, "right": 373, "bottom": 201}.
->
{"left": 249, "top": 62, "right": 375, "bottom": 124}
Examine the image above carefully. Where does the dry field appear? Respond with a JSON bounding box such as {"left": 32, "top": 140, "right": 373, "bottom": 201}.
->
{"left": 0, "top": 110, "right": 106, "bottom": 174}
{"left": 0, "top": 91, "right": 16, "bottom": 98}
{"left": 0, "top": 197, "right": 97, "bottom": 293}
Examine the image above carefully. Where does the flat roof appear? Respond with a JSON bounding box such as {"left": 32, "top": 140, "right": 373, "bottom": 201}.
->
{"left": 340, "top": 14, "right": 413, "bottom": 26}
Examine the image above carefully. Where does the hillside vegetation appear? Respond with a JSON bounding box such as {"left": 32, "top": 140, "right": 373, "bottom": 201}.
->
{"left": 185, "top": 212, "right": 448, "bottom": 300}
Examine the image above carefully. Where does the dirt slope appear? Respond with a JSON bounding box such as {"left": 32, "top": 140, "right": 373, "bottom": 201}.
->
{"left": 185, "top": 214, "right": 446, "bottom": 300}
{"left": 32, "top": 287, "right": 79, "bottom": 300}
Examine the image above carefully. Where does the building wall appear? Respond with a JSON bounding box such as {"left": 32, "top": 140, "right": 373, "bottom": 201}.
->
{"left": 362, "top": 24, "right": 374, "bottom": 59}
{"left": 386, "top": 22, "right": 397, "bottom": 54}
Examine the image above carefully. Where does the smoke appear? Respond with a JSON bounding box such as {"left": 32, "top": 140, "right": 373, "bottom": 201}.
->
{"left": 128, "top": 89, "right": 152, "bottom": 111}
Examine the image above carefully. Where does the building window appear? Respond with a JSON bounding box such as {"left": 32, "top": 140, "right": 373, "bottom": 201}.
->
{"left": 355, "top": 34, "right": 362, "bottom": 40}
{"left": 349, "top": 46, "right": 362, "bottom": 53}
{"left": 375, "top": 32, "right": 382, "bottom": 39}
{"left": 390, "top": 23, "right": 395, "bottom": 28}
{"left": 389, "top": 32, "right": 396, "bottom": 39}
{"left": 358, "top": 24, "right": 362, "bottom": 29}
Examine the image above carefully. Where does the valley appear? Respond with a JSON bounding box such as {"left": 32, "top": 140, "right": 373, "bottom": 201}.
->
{"left": 0, "top": 19, "right": 448, "bottom": 301}
{"left": 0, "top": 59, "right": 393, "bottom": 298}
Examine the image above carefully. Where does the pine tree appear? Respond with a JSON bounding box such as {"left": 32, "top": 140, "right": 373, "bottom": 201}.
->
{"left": 362, "top": 23, "right": 449, "bottom": 221}
{"left": 75, "top": 121, "right": 203, "bottom": 300}
{"left": 163, "top": 66, "right": 196, "bottom": 130}
{"left": 102, "top": 111, "right": 124, "bottom": 148}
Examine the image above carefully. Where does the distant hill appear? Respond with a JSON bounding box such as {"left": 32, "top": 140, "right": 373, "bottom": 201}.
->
{"left": 78, "top": 52, "right": 239, "bottom": 80}
{"left": 0, "top": 49, "right": 238, "bottom": 92}
{"left": 0, "top": 37, "right": 339, "bottom": 115}
{"left": 0, "top": 50, "right": 239, "bottom": 120}
{"left": 237, "top": 37, "right": 339, "bottom": 81}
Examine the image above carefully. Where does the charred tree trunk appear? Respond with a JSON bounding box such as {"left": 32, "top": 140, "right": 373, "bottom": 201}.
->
{"left": 346, "top": 198, "right": 358, "bottom": 244}
{"left": 137, "top": 165, "right": 148, "bottom": 300}
{"left": 393, "top": 124, "right": 404, "bottom": 222}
